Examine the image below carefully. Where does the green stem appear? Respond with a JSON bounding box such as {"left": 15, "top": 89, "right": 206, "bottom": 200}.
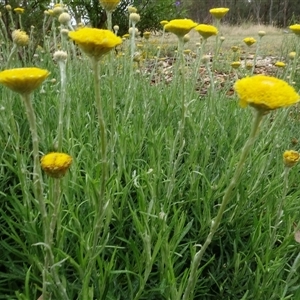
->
{"left": 130, "top": 22, "right": 136, "bottom": 67}
{"left": 6, "top": 44, "right": 18, "bottom": 69}
{"left": 106, "top": 10, "right": 112, "bottom": 31}
{"left": 18, "top": 14, "right": 23, "bottom": 30}
{"left": 80, "top": 58, "right": 108, "bottom": 298}
{"left": 21, "top": 94, "right": 45, "bottom": 217}
{"left": 166, "top": 37, "right": 186, "bottom": 204}
{"left": 8, "top": 11, "right": 15, "bottom": 30}
{"left": 57, "top": 59, "right": 67, "bottom": 152}
{"left": 182, "top": 109, "right": 265, "bottom": 300}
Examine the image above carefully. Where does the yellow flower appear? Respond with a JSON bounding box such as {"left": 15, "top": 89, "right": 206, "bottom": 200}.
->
{"left": 234, "top": 75, "right": 299, "bottom": 111}
{"left": 283, "top": 150, "right": 300, "bottom": 168}
{"left": 275, "top": 61, "right": 285, "bottom": 68}
{"left": 243, "top": 37, "right": 256, "bottom": 46}
{"left": 14, "top": 7, "right": 24, "bottom": 14}
{"left": 231, "top": 61, "right": 241, "bottom": 69}
{"left": 68, "top": 28, "right": 122, "bottom": 61}
{"left": 289, "top": 24, "right": 300, "bottom": 35}
{"left": 0, "top": 68, "right": 50, "bottom": 95}
{"left": 41, "top": 152, "right": 72, "bottom": 178}
{"left": 12, "top": 29, "right": 29, "bottom": 46}
{"left": 194, "top": 24, "right": 218, "bottom": 39}
{"left": 164, "top": 19, "right": 197, "bottom": 38}
{"left": 246, "top": 62, "right": 253, "bottom": 70}
{"left": 231, "top": 46, "right": 239, "bottom": 52}
{"left": 183, "top": 49, "right": 191, "bottom": 55}
{"left": 289, "top": 52, "right": 296, "bottom": 60}
{"left": 143, "top": 31, "right": 151, "bottom": 39}
{"left": 99, "top": 0, "right": 121, "bottom": 12}
{"left": 209, "top": 7, "right": 229, "bottom": 19}
{"left": 160, "top": 20, "right": 169, "bottom": 26}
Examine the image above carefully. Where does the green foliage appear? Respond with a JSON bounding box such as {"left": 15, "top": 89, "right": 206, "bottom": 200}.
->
{"left": 65, "top": 0, "right": 188, "bottom": 35}
{"left": 1, "top": 3, "right": 300, "bottom": 300}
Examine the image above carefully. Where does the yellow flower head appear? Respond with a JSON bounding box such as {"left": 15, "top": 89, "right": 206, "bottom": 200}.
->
{"left": 0, "top": 68, "right": 50, "bottom": 95}
{"left": 283, "top": 150, "right": 300, "bottom": 168}
{"left": 289, "top": 51, "right": 296, "bottom": 60}
{"left": 99, "top": 0, "right": 121, "bottom": 12}
{"left": 164, "top": 19, "right": 197, "bottom": 38}
{"left": 160, "top": 20, "right": 169, "bottom": 26}
{"left": 234, "top": 75, "right": 299, "bottom": 111}
{"left": 209, "top": 7, "right": 229, "bottom": 19}
{"left": 14, "top": 7, "right": 25, "bottom": 14}
{"left": 275, "top": 61, "right": 285, "bottom": 68}
{"left": 41, "top": 152, "right": 72, "bottom": 178}
{"left": 143, "top": 31, "right": 151, "bottom": 39}
{"left": 68, "top": 28, "right": 122, "bottom": 61}
{"left": 243, "top": 37, "right": 256, "bottom": 46}
{"left": 195, "top": 24, "right": 218, "bottom": 39}
{"left": 289, "top": 24, "right": 300, "bottom": 35}
{"left": 12, "top": 29, "right": 29, "bottom": 46}
{"left": 231, "top": 46, "right": 239, "bottom": 52}
{"left": 231, "top": 61, "right": 241, "bottom": 69}
{"left": 246, "top": 62, "right": 253, "bottom": 70}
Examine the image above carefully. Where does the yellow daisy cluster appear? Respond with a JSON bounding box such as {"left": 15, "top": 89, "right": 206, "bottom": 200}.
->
{"left": 40, "top": 152, "right": 73, "bottom": 178}
{"left": 164, "top": 19, "right": 197, "bottom": 38}
{"left": 0, "top": 68, "right": 50, "bottom": 95}
{"left": 283, "top": 150, "right": 300, "bottom": 168}
{"left": 243, "top": 37, "right": 256, "bottom": 46}
{"left": 12, "top": 29, "right": 29, "bottom": 46}
{"left": 289, "top": 24, "right": 300, "bottom": 35}
{"left": 195, "top": 24, "right": 218, "bottom": 39}
{"left": 234, "top": 75, "right": 299, "bottom": 111}
{"left": 209, "top": 7, "right": 229, "bottom": 19}
{"left": 68, "top": 28, "right": 122, "bottom": 60}
{"left": 99, "top": 0, "right": 121, "bottom": 12}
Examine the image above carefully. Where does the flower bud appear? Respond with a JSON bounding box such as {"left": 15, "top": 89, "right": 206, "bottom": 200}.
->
{"left": 258, "top": 30, "right": 266, "bottom": 37}
{"left": 58, "top": 12, "right": 71, "bottom": 25}
{"left": 128, "top": 6, "right": 137, "bottom": 13}
{"left": 283, "top": 150, "right": 300, "bottom": 168}
{"left": 130, "top": 13, "right": 140, "bottom": 24}
{"left": 183, "top": 34, "right": 190, "bottom": 43}
{"left": 53, "top": 50, "right": 68, "bottom": 62}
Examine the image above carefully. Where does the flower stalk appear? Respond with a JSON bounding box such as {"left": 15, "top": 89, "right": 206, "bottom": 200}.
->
{"left": 80, "top": 58, "right": 109, "bottom": 297}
